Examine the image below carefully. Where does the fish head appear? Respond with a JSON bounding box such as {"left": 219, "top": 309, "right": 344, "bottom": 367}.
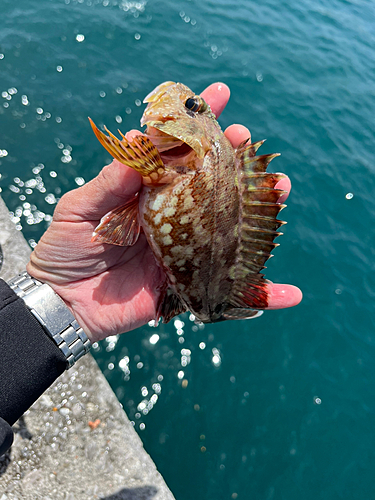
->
{"left": 141, "top": 81, "right": 217, "bottom": 160}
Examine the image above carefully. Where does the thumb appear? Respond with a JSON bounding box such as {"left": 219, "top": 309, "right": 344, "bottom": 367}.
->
{"left": 54, "top": 160, "right": 142, "bottom": 222}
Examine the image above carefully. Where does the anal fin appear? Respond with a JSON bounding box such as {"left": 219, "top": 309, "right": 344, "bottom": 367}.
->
{"left": 92, "top": 195, "right": 141, "bottom": 246}
{"left": 89, "top": 118, "right": 166, "bottom": 184}
{"left": 223, "top": 308, "right": 264, "bottom": 321}
{"left": 158, "top": 289, "right": 187, "bottom": 324}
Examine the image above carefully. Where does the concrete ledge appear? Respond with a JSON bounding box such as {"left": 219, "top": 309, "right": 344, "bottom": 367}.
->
{"left": 0, "top": 196, "right": 175, "bottom": 500}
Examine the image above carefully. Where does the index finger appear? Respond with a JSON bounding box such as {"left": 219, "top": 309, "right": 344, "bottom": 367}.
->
{"left": 200, "top": 83, "right": 230, "bottom": 118}
{"left": 224, "top": 123, "right": 291, "bottom": 203}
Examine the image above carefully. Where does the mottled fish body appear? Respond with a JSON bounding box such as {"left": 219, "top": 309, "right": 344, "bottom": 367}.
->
{"left": 89, "top": 82, "right": 286, "bottom": 323}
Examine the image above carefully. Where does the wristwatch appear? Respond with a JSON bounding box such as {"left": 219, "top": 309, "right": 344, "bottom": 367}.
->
{"left": 7, "top": 272, "right": 91, "bottom": 368}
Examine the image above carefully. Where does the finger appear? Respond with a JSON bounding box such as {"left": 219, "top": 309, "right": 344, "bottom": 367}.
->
{"left": 125, "top": 129, "right": 144, "bottom": 141}
{"left": 55, "top": 160, "right": 142, "bottom": 222}
{"left": 201, "top": 83, "right": 230, "bottom": 118}
{"left": 224, "top": 124, "right": 251, "bottom": 147}
{"left": 225, "top": 124, "right": 291, "bottom": 203}
{"left": 266, "top": 283, "right": 303, "bottom": 309}
{"left": 274, "top": 176, "right": 291, "bottom": 204}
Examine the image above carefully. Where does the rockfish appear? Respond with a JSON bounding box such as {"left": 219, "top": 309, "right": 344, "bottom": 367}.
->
{"left": 89, "top": 81, "right": 286, "bottom": 323}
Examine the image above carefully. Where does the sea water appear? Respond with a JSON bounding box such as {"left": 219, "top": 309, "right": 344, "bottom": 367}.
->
{"left": 1, "top": 0, "right": 375, "bottom": 498}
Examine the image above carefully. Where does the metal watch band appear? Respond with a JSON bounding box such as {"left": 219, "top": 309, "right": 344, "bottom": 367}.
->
{"left": 7, "top": 272, "right": 91, "bottom": 368}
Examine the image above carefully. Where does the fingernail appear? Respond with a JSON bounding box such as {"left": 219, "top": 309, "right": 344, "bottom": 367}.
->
{"left": 274, "top": 174, "right": 291, "bottom": 204}
{"left": 277, "top": 192, "right": 288, "bottom": 204}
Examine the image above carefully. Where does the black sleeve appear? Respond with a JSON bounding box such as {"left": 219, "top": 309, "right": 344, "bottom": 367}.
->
{"left": 0, "top": 279, "right": 68, "bottom": 455}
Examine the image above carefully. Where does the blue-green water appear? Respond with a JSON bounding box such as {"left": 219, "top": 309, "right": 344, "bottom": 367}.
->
{"left": 1, "top": 0, "right": 375, "bottom": 498}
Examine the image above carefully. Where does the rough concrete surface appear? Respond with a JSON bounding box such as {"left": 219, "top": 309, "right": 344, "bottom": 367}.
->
{"left": 0, "top": 196, "right": 175, "bottom": 500}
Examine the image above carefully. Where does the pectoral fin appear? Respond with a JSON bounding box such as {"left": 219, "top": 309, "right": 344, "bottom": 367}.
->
{"left": 92, "top": 195, "right": 141, "bottom": 246}
{"left": 89, "top": 118, "right": 166, "bottom": 184}
{"left": 157, "top": 288, "right": 187, "bottom": 324}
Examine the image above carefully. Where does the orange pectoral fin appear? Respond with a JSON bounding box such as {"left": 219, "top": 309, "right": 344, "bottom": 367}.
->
{"left": 92, "top": 195, "right": 141, "bottom": 246}
{"left": 89, "top": 118, "right": 166, "bottom": 184}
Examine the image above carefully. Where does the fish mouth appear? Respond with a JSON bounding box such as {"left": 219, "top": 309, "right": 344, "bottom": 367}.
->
{"left": 159, "top": 142, "right": 195, "bottom": 163}
{"left": 144, "top": 125, "right": 194, "bottom": 163}
{"left": 142, "top": 119, "right": 210, "bottom": 160}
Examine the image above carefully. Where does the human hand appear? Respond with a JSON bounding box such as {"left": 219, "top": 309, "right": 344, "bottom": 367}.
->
{"left": 27, "top": 83, "right": 302, "bottom": 342}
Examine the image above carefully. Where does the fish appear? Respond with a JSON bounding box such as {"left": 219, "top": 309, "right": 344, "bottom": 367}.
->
{"left": 89, "top": 81, "right": 287, "bottom": 324}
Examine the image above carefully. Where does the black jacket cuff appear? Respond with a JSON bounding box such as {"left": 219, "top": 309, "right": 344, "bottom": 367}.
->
{"left": 0, "top": 417, "right": 13, "bottom": 457}
{"left": 0, "top": 278, "right": 67, "bottom": 432}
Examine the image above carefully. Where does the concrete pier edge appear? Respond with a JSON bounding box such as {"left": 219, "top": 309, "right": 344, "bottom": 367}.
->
{"left": 0, "top": 195, "right": 176, "bottom": 500}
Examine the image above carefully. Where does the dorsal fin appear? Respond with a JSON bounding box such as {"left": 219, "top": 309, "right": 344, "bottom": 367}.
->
{"left": 236, "top": 138, "right": 266, "bottom": 159}
{"left": 228, "top": 141, "right": 287, "bottom": 310}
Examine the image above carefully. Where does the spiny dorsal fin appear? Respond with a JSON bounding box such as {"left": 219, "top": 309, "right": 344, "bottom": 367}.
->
{"left": 243, "top": 215, "right": 285, "bottom": 232}
{"left": 243, "top": 172, "right": 286, "bottom": 189}
{"left": 236, "top": 138, "right": 266, "bottom": 158}
{"left": 243, "top": 153, "right": 281, "bottom": 174}
{"left": 229, "top": 143, "right": 286, "bottom": 310}
{"left": 89, "top": 118, "right": 166, "bottom": 184}
{"left": 92, "top": 195, "right": 141, "bottom": 246}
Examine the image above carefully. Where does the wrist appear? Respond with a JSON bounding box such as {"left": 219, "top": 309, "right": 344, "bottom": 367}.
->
{"left": 7, "top": 272, "right": 91, "bottom": 368}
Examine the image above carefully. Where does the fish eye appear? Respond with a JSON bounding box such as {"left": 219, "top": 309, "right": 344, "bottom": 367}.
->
{"left": 185, "top": 96, "right": 208, "bottom": 113}
{"left": 185, "top": 97, "right": 200, "bottom": 112}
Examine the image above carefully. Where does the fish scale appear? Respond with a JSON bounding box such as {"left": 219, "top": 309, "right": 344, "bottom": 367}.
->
{"left": 89, "top": 81, "right": 287, "bottom": 324}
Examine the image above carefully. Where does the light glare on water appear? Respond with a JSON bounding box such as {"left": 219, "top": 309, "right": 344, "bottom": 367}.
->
{"left": 1, "top": 0, "right": 375, "bottom": 498}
